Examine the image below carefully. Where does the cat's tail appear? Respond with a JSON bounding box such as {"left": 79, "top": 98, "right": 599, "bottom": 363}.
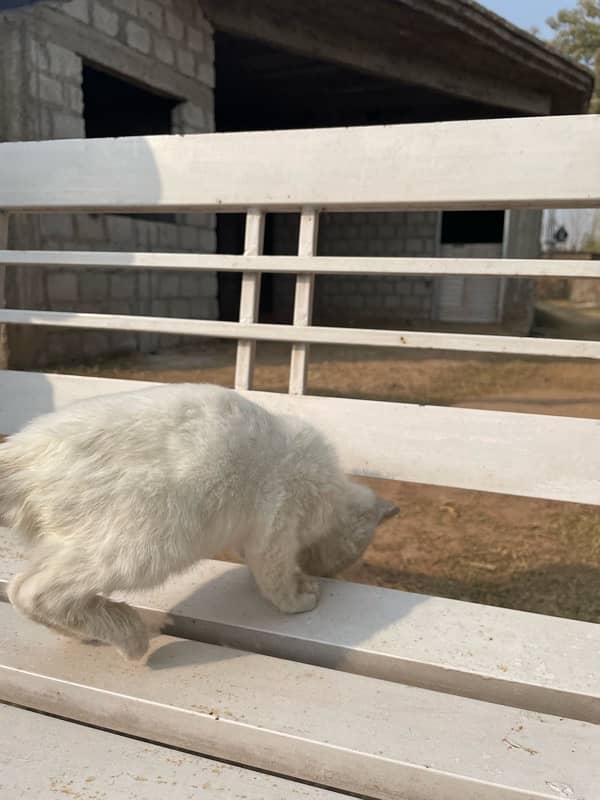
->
{"left": 0, "top": 437, "right": 40, "bottom": 538}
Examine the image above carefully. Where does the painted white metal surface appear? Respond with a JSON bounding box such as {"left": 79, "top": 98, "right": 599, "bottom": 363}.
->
{"left": 0, "top": 371, "right": 159, "bottom": 435}
{"left": 0, "top": 527, "right": 597, "bottom": 724}
{"left": 235, "top": 209, "right": 265, "bottom": 391}
{"left": 2, "top": 117, "right": 599, "bottom": 797}
{"left": 2, "top": 309, "right": 600, "bottom": 360}
{"left": 2, "top": 250, "right": 600, "bottom": 277}
{"left": 1, "top": 704, "right": 350, "bottom": 800}
{"left": 109, "top": 564, "right": 600, "bottom": 726}
{"left": 0, "top": 216, "right": 7, "bottom": 303}
{"left": 1, "top": 371, "right": 600, "bottom": 505}
{"left": 0, "top": 214, "right": 7, "bottom": 367}
{"left": 289, "top": 208, "right": 319, "bottom": 395}
{"left": 1, "top": 602, "right": 598, "bottom": 800}
{"left": 0, "top": 116, "right": 599, "bottom": 212}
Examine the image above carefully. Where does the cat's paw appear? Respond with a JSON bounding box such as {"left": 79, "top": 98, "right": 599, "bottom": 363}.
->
{"left": 273, "top": 576, "right": 320, "bottom": 614}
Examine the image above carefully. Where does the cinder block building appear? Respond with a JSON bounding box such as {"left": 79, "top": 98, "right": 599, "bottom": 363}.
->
{"left": 0, "top": 0, "right": 593, "bottom": 367}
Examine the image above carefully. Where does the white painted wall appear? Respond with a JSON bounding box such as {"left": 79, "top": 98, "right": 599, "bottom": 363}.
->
{"left": 542, "top": 209, "right": 600, "bottom": 253}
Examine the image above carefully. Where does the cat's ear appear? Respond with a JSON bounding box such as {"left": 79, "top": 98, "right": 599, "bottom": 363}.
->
{"left": 375, "top": 496, "right": 399, "bottom": 523}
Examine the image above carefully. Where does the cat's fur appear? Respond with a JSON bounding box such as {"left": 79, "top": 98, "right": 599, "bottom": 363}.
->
{"left": 0, "top": 383, "right": 397, "bottom": 660}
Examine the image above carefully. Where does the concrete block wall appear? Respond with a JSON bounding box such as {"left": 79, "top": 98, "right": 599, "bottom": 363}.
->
{"left": 0, "top": 0, "right": 217, "bottom": 368}
{"left": 316, "top": 211, "right": 438, "bottom": 326}
{"left": 268, "top": 211, "right": 438, "bottom": 326}
{"left": 40, "top": 215, "right": 218, "bottom": 362}
{"left": 28, "top": 39, "right": 85, "bottom": 139}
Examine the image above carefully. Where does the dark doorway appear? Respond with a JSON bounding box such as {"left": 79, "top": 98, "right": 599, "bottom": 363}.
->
{"left": 213, "top": 31, "right": 514, "bottom": 322}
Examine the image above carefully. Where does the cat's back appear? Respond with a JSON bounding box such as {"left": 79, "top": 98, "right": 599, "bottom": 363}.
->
{"left": 4, "top": 383, "right": 277, "bottom": 471}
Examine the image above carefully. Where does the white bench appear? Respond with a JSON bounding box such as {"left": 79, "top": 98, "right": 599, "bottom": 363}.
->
{"left": 1, "top": 115, "right": 599, "bottom": 799}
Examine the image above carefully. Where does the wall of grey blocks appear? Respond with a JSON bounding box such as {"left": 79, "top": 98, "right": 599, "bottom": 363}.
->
{"left": 268, "top": 211, "right": 439, "bottom": 326}
{"left": 1, "top": 0, "right": 217, "bottom": 367}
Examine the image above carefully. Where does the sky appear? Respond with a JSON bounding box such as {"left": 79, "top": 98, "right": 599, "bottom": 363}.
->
{"left": 482, "top": 0, "right": 577, "bottom": 36}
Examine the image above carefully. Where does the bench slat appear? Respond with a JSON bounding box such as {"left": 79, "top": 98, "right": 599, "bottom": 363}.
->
{"left": 2, "top": 251, "right": 600, "bottom": 278}
{"left": 1, "top": 704, "right": 349, "bottom": 800}
{"left": 1, "top": 371, "right": 599, "bottom": 505}
{"left": 0, "top": 116, "right": 599, "bottom": 212}
{"left": 1, "top": 309, "right": 600, "bottom": 361}
{"left": 1, "top": 555, "right": 598, "bottom": 726}
{"left": 1, "top": 535, "right": 597, "bottom": 725}
{"left": 1, "top": 602, "right": 598, "bottom": 800}
{"left": 110, "top": 562, "right": 600, "bottom": 725}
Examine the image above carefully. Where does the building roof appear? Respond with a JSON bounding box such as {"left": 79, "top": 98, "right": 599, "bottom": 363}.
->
{"left": 398, "top": 0, "right": 593, "bottom": 112}
{"left": 2, "top": 0, "right": 594, "bottom": 113}
{"left": 204, "top": 0, "right": 593, "bottom": 115}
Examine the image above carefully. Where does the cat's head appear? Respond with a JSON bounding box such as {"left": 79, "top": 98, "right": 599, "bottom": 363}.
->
{"left": 343, "top": 481, "right": 399, "bottom": 559}
{"left": 301, "top": 482, "right": 398, "bottom": 578}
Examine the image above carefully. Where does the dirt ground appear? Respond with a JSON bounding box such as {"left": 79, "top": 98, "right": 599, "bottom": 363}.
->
{"left": 50, "top": 337, "right": 600, "bottom": 624}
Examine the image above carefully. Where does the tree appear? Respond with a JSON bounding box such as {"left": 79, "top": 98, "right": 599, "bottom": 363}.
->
{"left": 547, "top": 0, "right": 600, "bottom": 112}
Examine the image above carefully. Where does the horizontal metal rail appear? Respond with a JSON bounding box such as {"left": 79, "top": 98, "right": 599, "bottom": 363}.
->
{"left": 1, "top": 250, "right": 599, "bottom": 277}
{"left": 1, "top": 308, "right": 599, "bottom": 359}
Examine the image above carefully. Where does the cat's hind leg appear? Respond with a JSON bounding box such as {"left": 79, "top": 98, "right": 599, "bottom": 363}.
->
{"left": 8, "top": 543, "right": 149, "bottom": 661}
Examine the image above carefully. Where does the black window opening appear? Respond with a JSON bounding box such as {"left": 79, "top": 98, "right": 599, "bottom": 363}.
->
{"left": 82, "top": 62, "right": 179, "bottom": 137}
{"left": 441, "top": 211, "right": 505, "bottom": 244}
{"left": 82, "top": 62, "right": 180, "bottom": 222}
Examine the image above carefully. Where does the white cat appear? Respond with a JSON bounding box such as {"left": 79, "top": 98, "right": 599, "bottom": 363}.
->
{"left": 0, "top": 384, "right": 397, "bottom": 660}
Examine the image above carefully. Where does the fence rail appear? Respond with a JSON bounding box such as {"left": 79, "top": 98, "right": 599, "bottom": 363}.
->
{"left": 1, "top": 250, "right": 600, "bottom": 277}
{"left": 0, "top": 308, "right": 599, "bottom": 360}
{"left": 2, "top": 117, "right": 600, "bottom": 394}
{"left": 1, "top": 116, "right": 599, "bottom": 211}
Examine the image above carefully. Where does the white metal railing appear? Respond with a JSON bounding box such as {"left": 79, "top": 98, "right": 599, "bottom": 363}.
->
{"left": 0, "top": 119, "right": 599, "bottom": 402}
{"left": 1, "top": 117, "right": 599, "bottom": 212}
{"left": 1, "top": 211, "right": 600, "bottom": 376}
{"left": 2, "top": 119, "right": 600, "bottom": 800}
{"left": 1, "top": 219, "right": 600, "bottom": 390}
{"left": 1, "top": 250, "right": 600, "bottom": 277}
{"left": 1, "top": 308, "right": 600, "bottom": 361}
{"left": 235, "top": 208, "right": 265, "bottom": 390}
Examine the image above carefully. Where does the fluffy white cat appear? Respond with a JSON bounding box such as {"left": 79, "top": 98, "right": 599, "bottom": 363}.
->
{"left": 0, "top": 384, "right": 397, "bottom": 660}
